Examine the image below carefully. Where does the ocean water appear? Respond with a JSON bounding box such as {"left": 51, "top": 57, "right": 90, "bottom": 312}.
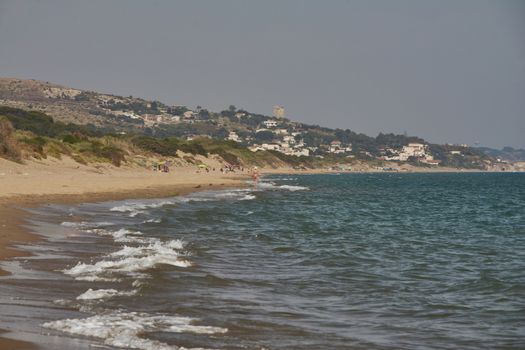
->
{"left": 1, "top": 173, "right": 524, "bottom": 349}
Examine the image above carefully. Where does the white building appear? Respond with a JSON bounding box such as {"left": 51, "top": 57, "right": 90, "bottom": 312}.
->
{"left": 183, "top": 111, "right": 195, "bottom": 119}
{"left": 292, "top": 148, "right": 310, "bottom": 157}
{"left": 329, "top": 141, "right": 352, "bottom": 154}
{"left": 398, "top": 143, "right": 426, "bottom": 161}
{"left": 386, "top": 143, "right": 435, "bottom": 162}
{"left": 227, "top": 131, "right": 241, "bottom": 142}
{"left": 261, "top": 143, "right": 280, "bottom": 151}
{"left": 263, "top": 120, "right": 278, "bottom": 128}
{"left": 283, "top": 135, "right": 296, "bottom": 145}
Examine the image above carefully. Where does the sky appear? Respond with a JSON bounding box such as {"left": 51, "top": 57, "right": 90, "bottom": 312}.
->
{"left": 0, "top": 0, "right": 524, "bottom": 149}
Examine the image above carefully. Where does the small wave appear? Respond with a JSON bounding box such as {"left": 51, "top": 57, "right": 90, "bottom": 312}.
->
{"left": 61, "top": 221, "right": 114, "bottom": 228}
{"left": 110, "top": 200, "right": 176, "bottom": 213}
{"left": 187, "top": 189, "right": 256, "bottom": 202}
{"left": 43, "top": 311, "right": 227, "bottom": 350}
{"left": 142, "top": 218, "right": 161, "bottom": 224}
{"left": 257, "top": 182, "right": 309, "bottom": 191}
{"left": 108, "top": 190, "right": 256, "bottom": 216}
{"left": 63, "top": 238, "right": 189, "bottom": 281}
{"left": 279, "top": 185, "right": 309, "bottom": 191}
{"left": 87, "top": 228, "right": 150, "bottom": 244}
{"left": 76, "top": 288, "right": 137, "bottom": 300}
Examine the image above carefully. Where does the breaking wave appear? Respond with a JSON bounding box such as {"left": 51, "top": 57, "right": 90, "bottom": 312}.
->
{"left": 76, "top": 288, "right": 137, "bottom": 300}
{"left": 43, "top": 311, "right": 227, "bottom": 350}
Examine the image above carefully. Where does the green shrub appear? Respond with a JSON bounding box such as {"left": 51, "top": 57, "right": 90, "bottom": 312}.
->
{"left": 214, "top": 149, "right": 240, "bottom": 165}
{"left": 20, "top": 136, "right": 47, "bottom": 155}
{"left": 62, "top": 134, "right": 82, "bottom": 144}
{"left": 98, "top": 146, "right": 126, "bottom": 167}
{"left": 0, "top": 117, "right": 21, "bottom": 161}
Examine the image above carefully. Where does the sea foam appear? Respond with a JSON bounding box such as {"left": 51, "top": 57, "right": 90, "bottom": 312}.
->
{"left": 43, "top": 311, "right": 227, "bottom": 350}
{"left": 76, "top": 288, "right": 137, "bottom": 300}
{"left": 63, "top": 226, "right": 190, "bottom": 282}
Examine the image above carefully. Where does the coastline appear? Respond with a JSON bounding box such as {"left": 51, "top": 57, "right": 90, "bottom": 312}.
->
{"left": 0, "top": 158, "right": 251, "bottom": 348}
{"left": 0, "top": 157, "right": 509, "bottom": 267}
{"left": 0, "top": 156, "right": 507, "bottom": 266}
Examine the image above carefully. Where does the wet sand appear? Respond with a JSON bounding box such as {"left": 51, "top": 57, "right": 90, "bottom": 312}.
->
{"left": 0, "top": 329, "right": 36, "bottom": 350}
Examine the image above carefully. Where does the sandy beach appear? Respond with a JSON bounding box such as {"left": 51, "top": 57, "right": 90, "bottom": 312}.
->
{"left": 0, "top": 157, "right": 253, "bottom": 348}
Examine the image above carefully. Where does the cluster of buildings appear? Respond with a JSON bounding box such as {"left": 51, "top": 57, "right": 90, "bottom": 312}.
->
{"left": 140, "top": 110, "right": 197, "bottom": 126}
{"left": 381, "top": 143, "right": 441, "bottom": 165}
{"left": 247, "top": 127, "right": 312, "bottom": 157}
{"left": 328, "top": 140, "right": 352, "bottom": 154}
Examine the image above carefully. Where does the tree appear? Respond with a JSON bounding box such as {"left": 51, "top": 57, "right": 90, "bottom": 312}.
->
{"left": 254, "top": 130, "right": 274, "bottom": 143}
{"left": 228, "top": 105, "right": 236, "bottom": 112}
{"left": 198, "top": 109, "right": 210, "bottom": 120}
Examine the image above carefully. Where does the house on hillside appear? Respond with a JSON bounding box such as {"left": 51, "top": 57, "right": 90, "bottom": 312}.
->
{"left": 183, "top": 111, "right": 195, "bottom": 120}
{"left": 274, "top": 128, "right": 289, "bottom": 135}
{"left": 263, "top": 120, "right": 278, "bottom": 128}
{"left": 227, "top": 131, "right": 241, "bottom": 142}
{"left": 329, "top": 140, "right": 352, "bottom": 154}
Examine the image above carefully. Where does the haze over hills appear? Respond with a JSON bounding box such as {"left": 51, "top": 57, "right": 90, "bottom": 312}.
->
{"left": 0, "top": 77, "right": 521, "bottom": 170}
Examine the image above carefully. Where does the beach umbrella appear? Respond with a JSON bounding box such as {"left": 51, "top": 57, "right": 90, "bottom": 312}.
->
{"left": 198, "top": 164, "right": 208, "bottom": 168}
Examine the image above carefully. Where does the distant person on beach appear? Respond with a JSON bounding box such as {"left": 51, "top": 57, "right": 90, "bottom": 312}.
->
{"left": 251, "top": 166, "right": 260, "bottom": 187}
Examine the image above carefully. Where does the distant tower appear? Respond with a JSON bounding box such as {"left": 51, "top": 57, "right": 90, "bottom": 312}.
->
{"left": 272, "top": 105, "right": 285, "bottom": 119}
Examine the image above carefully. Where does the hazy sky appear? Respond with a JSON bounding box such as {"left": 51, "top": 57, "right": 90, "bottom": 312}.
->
{"left": 0, "top": 0, "right": 524, "bottom": 148}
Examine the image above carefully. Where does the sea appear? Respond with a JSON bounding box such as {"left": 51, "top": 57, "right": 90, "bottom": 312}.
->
{"left": 1, "top": 173, "right": 524, "bottom": 350}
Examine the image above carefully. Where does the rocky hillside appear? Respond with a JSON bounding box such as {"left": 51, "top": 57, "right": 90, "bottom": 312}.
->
{"left": 0, "top": 78, "right": 150, "bottom": 131}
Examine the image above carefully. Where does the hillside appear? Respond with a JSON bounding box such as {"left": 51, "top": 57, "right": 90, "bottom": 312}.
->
{"left": 0, "top": 77, "right": 506, "bottom": 170}
{"left": 477, "top": 147, "right": 525, "bottom": 163}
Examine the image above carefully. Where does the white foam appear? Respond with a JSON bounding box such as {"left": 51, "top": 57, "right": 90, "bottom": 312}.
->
{"left": 63, "top": 238, "right": 189, "bottom": 281}
{"left": 61, "top": 221, "right": 114, "bottom": 228}
{"left": 185, "top": 189, "right": 255, "bottom": 202}
{"left": 278, "top": 185, "right": 309, "bottom": 191}
{"left": 256, "top": 181, "right": 309, "bottom": 191}
{"left": 43, "top": 311, "right": 227, "bottom": 350}
{"left": 87, "top": 228, "right": 151, "bottom": 244}
{"left": 143, "top": 218, "right": 162, "bottom": 223}
{"left": 77, "top": 288, "right": 137, "bottom": 300}
{"left": 110, "top": 200, "right": 175, "bottom": 213}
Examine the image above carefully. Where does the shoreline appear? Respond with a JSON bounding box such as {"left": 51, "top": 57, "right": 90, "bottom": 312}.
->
{"left": 0, "top": 160, "right": 513, "bottom": 266}
{"left": 0, "top": 187, "right": 248, "bottom": 350}
{"left": 0, "top": 162, "right": 514, "bottom": 270}
{"left": 0, "top": 182, "right": 248, "bottom": 273}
